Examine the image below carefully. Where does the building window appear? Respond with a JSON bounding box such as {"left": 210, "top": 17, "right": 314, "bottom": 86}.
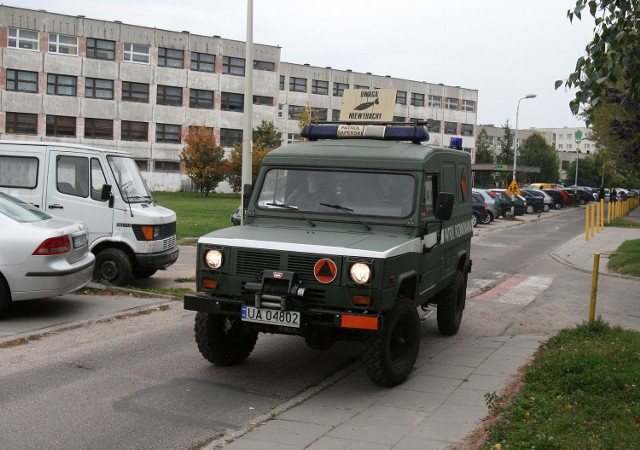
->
{"left": 221, "top": 92, "right": 244, "bottom": 112}
{"left": 315, "top": 108, "right": 328, "bottom": 121}
{"left": 462, "top": 124, "right": 474, "bottom": 137}
{"left": 429, "top": 119, "right": 441, "bottom": 133}
{"left": 445, "top": 97, "right": 459, "bottom": 110}
{"left": 558, "top": 144, "right": 564, "bottom": 150}
{"left": 312, "top": 80, "right": 329, "bottom": 95}
{"left": 156, "top": 124, "right": 182, "bottom": 143}
{"left": 462, "top": 99, "right": 475, "bottom": 112}
{"left": 220, "top": 128, "right": 243, "bottom": 147}
{"left": 332, "top": 109, "right": 341, "bottom": 121}
{"left": 191, "top": 52, "right": 215, "bottom": 72}
{"left": 354, "top": 84, "right": 369, "bottom": 90}
{"left": 121, "top": 121, "right": 148, "bottom": 141}
{"left": 135, "top": 159, "right": 149, "bottom": 171}
{"left": 222, "top": 56, "right": 245, "bottom": 76}
{"left": 253, "top": 60, "right": 275, "bottom": 71}
{"left": 288, "top": 105, "right": 304, "bottom": 120}
{"left": 567, "top": 133, "right": 573, "bottom": 140}
{"left": 558, "top": 134, "right": 563, "bottom": 139}
{"left": 567, "top": 144, "right": 572, "bottom": 149}
{"left": 8, "top": 28, "right": 39, "bottom": 51}
{"left": 46, "top": 115, "right": 76, "bottom": 137}
{"left": 6, "top": 112, "right": 38, "bottom": 135}
{"left": 396, "top": 91, "right": 407, "bottom": 105}
{"left": 48, "top": 33, "right": 78, "bottom": 55}
{"left": 333, "top": 82, "right": 349, "bottom": 97}
{"left": 286, "top": 133, "right": 299, "bottom": 143}
{"left": 444, "top": 121, "right": 457, "bottom": 134}
{"left": 84, "top": 118, "right": 113, "bottom": 139}
{"left": 158, "top": 47, "right": 184, "bottom": 68}
{"left": 122, "top": 82, "right": 149, "bottom": 103}
{"left": 47, "top": 74, "right": 77, "bottom": 96}
{"left": 289, "top": 77, "right": 307, "bottom": 93}
{"left": 189, "top": 89, "right": 214, "bottom": 109}
{"left": 277, "top": 104, "right": 284, "bottom": 119}
{"left": 429, "top": 95, "right": 442, "bottom": 108}
{"left": 253, "top": 95, "right": 273, "bottom": 106}
{"left": 157, "top": 85, "right": 183, "bottom": 106}
{"left": 154, "top": 160, "right": 181, "bottom": 172}
{"left": 123, "top": 43, "right": 150, "bottom": 64}
{"left": 6, "top": 69, "right": 38, "bottom": 93}
{"left": 411, "top": 93, "right": 425, "bottom": 107}
{"left": 86, "top": 38, "right": 115, "bottom": 60}
{"left": 393, "top": 116, "right": 406, "bottom": 122}
{"left": 280, "top": 75, "right": 285, "bottom": 90}
{"left": 85, "top": 78, "right": 114, "bottom": 100}
{"left": 188, "top": 125, "right": 214, "bottom": 136}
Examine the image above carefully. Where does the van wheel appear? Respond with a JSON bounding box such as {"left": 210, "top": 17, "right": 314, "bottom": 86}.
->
{"left": 133, "top": 268, "right": 158, "bottom": 278}
{"left": 94, "top": 248, "right": 133, "bottom": 286}
{"left": 363, "top": 297, "right": 420, "bottom": 387}
{"left": 436, "top": 270, "right": 467, "bottom": 336}
{"left": 0, "top": 277, "right": 11, "bottom": 319}
{"left": 194, "top": 312, "right": 258, "bottom": 366}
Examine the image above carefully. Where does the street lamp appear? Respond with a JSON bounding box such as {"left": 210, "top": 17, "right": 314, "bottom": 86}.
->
{"left": 574, "top": 130, "right": 583, "bottom": 186}
{"left": 512, "top": 94, "right": 537, "bottom": 182}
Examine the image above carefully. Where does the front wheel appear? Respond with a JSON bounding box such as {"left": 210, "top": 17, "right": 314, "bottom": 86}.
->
{"left": 543, "top": 204, "right": 550, "bottom": 212}
{"left": 194, "top": 312, "right": 258, "bottom": 366}
{"left": 472, "top": 213, "right": 478, "bottom": 228}
{"left": 481, "top": 212, "right": 492, "bottom": 224}
{"left": 94, "top": 248, "right": 132, "bottom": 286}
{"left": 363, "top": 297, "right": 420, "bottom": 387}
{"left": 436, "top": 270, "right": 467, "bottom": 336}
{"left": 526, "top": 205, "right": 535, "bottom": 214}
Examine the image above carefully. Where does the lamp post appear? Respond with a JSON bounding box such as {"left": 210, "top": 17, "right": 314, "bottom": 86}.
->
{"left": 512, "top": 94, "right": 537, "bottom": 182}
{"left": 574, "top": 130, "right": 583, "bottom": 186}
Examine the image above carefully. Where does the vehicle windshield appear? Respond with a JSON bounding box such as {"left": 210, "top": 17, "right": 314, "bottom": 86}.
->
{"left": 0, "top": 192, "right": 51, "bottom": 222}
{"left": 256, "top": 168, "right": 415, "bottom": 218}
{"left": 107, "top": 156, "right": 153, "bottom": 203}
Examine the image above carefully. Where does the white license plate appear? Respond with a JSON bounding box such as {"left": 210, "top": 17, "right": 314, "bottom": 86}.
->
{"left": 73, "top": 234, "right": 88, "bottom": 249}
{"left": 241, "top": 306, "right": 301, "bottom": 328}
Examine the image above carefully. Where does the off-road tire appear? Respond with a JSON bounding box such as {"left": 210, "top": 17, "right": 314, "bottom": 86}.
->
{"left": 363, "top": 297, "right": 420, "bottom": 387}
{"left": 133, "top": 267, "right": 158, "bottom": 278}
{"left": 436, "top": 270, "right": 467, "bottom": 336}
{"left": 0, "top": 276, "right": 11, "bottom": 319}
{"left": 94, "top": 248, "right": 133, "bottom": 286}
{"left": 194, "top": 312, "right": 258, "bottom": 366}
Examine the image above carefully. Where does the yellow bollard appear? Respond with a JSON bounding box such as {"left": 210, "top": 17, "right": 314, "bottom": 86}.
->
{"left": 585, "top": 204, "right": 590, "bottom": 240}
{"left": 596, "top": 200, "right": 601, "bottom": 233}
{"left": 591, "top": 202, "right": 595, "bottom": 237}
{"left": 589, "top": 252, "right": 600, "bottom": 323}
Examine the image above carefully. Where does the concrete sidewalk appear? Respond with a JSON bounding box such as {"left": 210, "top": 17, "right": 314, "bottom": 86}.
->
{"left": 206, "top": 206, "right": 640, "bottom": 450}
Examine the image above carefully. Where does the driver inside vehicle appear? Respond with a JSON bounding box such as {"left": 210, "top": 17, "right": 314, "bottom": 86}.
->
{"left": 288, "top": 171, "right": 334, "bottom": 211}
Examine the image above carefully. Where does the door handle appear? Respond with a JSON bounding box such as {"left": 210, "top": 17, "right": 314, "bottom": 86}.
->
{"left": 48, "top": 204, "right": 64, "bottom": 209}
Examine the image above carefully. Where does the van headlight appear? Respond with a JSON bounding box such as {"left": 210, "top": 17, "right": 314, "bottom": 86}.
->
{"left": 350, "top": 262, "right": 371, "bottom": 284}
{"left": 205, "top": 249, "right": 223, "bottom": 269}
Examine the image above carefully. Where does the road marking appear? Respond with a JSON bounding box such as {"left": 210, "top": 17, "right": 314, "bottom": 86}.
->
{"left": 467, "top": 271, "right": 508, "bottom": 296}
{"left": 473, "top": 275, "right": 553, "bottom": 305}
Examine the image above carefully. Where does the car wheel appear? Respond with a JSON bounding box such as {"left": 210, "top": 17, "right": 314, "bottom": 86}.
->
{"left": 194, "top": 312, "right": 258, "bottom": 366}
{"left": 579, "top": 198, "right": 586, "bottom": 205}
{"left": 472, "top": 213, "right": 478, "bottom": 227}
{"left": 543, "top": 204, "right": 550, "bottom": 212}
{"left": 133, "top": 267, "right": 158, "bottom": 278}
{"left": 0, "top": 277, "right": 11, "bottom": 319}
{"left": 363, "top": 297, "right": 420, "bottom": 387}
{"left": 436, "top": 270, "right": 467, "bottom": 336}
{"left": 555, "top": 203, "right": 562, "bottom": 210}
{"left": 94, "top": 248, "right": 133, "bottom": 286}
{"left": 526, "top": 205, "right": 535, "bottom": 214}
{"left": 481, "top": 212, "right": 491, "bottom": 225}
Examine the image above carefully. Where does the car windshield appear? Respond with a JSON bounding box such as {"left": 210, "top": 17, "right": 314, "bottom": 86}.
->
{"left": 107, "top": 156, "right": 153, "bottom": 203}
{"left": 256, "top": 168, "right": 416, "bottom": 218}
{"left": 0, "top": 192, "right": 51, "bottom": 222}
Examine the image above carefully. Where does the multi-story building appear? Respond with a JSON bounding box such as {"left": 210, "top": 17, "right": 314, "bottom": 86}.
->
{"left": 0, "top": 5, "right": 478, "bottom": 191}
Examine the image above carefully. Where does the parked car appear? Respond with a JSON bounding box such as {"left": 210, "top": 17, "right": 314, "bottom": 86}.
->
{"left": 489, "top": 190, "right": 515, "bottom": 218}
{"left": 564, "top": 187, "right": 592, "bottom": 205}
{"left": 491, "top": 190, "right": 526, "bottom": 216}
{"left": 472, "top": 188, "right": 499, "bottom": 223}
{"left": 557, "top": 189, "right": 576, "bottom": 206}
{"left": 542, "top": 189, "right": 565, "bottom": 209}
{"left": 519, "top": 190, "right": 544, "bottom": 213}
{"left": 523, "top": 189, "right": 552, "bottom": 212}
{"left": 472, "top": 192, "right": 489, "bottom": 227}
{"left": 0, "top": 192, "right": 95, "bottom": 318}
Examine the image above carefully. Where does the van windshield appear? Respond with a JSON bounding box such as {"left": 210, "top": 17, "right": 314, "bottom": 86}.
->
{"left": 256, "top": 168, "right": 415, "bottom": 218}
{"left": 107, "top": 156, "right": 153, "bottom": 203}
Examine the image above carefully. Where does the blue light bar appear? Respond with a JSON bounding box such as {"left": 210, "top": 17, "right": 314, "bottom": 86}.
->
{"left": 301, "top": 123, "right": 429, "bottom": 144}
{"left": 450, "top": 137, "right": 463, "bottom": 149}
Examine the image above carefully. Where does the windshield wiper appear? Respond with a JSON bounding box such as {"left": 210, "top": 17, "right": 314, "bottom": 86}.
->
{"left": 320, "top": 203, "right": 371, "bottom": 231}
{"left": 265, "top": 201, "right": 315, "bottom": 227}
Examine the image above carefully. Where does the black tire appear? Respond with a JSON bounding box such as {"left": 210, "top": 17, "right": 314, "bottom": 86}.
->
{"left": 436, "top": 270, "right": 467, "bottom": 336}
{"left": 579, "top": 198, "right": 586, "bottom": 205}
{"left": 133, "top": 267, "right": 158, "bottom": 278}
{"left": 363, "top": 297, "right": 420, "bottom": 387}
{"left": 93, "top": 248, "right": 133, "bottom": 286}
{"left": 472, "top": 213, "right": 478, "bottom": 228}
{"left": 194, "top": 312, "right": 258, "bottom": 366}
{"left": 481, "top": 212, "right": 491, "bottom": 225}
{"left": 543, "top": 204, "right": 550, "bottom": 212}
{"left": 0, "top": 277, "right": 11, "bottom": 319}
{"left": 555, "top": 203, "right": 562, "bottom": 210}
{"left": 526, "top": 205, "right": 535, "bottom": 214}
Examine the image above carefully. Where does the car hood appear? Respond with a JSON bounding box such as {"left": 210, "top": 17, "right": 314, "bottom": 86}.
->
{"left": 199, "top": 224, "right": 421, "bottom": 258}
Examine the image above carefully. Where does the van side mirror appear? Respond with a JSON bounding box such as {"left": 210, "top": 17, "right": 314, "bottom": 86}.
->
{"left": 101, "top": 184, "right": 114, "bottom": 207}
{"left": 433, "top": 192, "right": 454, "bottom": 220}
{"left": 242, "top": 183, "right": 253, "bottom": 210}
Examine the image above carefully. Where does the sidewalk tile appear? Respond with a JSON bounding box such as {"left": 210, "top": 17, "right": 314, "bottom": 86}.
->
{"left": 308, "top": 435, "right": 389, "bottom": 450}
{"left": 236, "top": 419, "right": 331, "bottom": 447}
{"left": 375, "top": 389, "right": 447, "bottom": 412}
{"left": 401, "top": 374, "right": 463, "bottom": 396}
{"left": 278, "top": 402, "right": 359, "bottom": 427}
{"left": 408, "top": 362, "right": 474, "bottom": 380}
{"left": 445, "top": 387, "right": 492, "bottom": 407}
{"left": 460, "top": 374, "right": 510, "bottom": 392}
{"left": 393, "top": 437, "right": 454, "bottom": 450}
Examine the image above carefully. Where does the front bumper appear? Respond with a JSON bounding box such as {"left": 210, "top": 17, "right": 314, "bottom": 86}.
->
{"left": 135, "top": 246, "right": 179, "bottom": 269}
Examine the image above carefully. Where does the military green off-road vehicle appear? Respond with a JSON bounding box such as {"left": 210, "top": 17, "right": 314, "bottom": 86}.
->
{"left": 184, "top": 122, "right": 472, "bottom": 386}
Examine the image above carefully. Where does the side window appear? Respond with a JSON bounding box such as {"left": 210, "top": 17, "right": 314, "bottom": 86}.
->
{"left": 90, "top": 158, "right": 108, "bottom": 201}
{"left": 0, "top": 156, "right": 39, "bottom": 188}
{"left": 423, "top": 174, "right": 437, "bottom": 216}
{"left": 56, "top": 155, "right": 89, "bottom": 197}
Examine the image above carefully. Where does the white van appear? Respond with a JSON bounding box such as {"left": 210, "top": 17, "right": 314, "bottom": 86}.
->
{"left": 0, "top": 141, "right": 178, "bottom": 286}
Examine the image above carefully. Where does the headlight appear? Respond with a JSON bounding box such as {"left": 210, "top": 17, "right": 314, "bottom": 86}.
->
{"left": 350, "top": 262, "right": 371, "bottom": 284}
{"left": 205, "top": 249, "right": 223, "bottom": 269}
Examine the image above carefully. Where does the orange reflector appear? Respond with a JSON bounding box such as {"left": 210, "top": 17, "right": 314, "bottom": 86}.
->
{"left": 340, "top": 314, "right": 379, "bottom": 331}
{"left": 351, "top": 296, "right": 370, "bottom": 306}
{"left": 140, "top": 226, "right": 154, "bottom": 240}
{"left": 202, "top": 279, "right": 218, "bottom": 289}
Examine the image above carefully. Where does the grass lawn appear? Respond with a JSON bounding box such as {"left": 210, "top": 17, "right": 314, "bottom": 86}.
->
{"left": 152, "top": 191, "right": 240, "bottom": 240}
{"left": 608, "top": 239, "right": 640, "bottom": 277}
{"left": 482, "top": 320, "right": 640, "bottom": 449}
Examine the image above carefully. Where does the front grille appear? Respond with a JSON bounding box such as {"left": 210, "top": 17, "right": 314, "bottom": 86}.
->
{"left": 163, "top": 236, "right": 176, "bottom": 250}
{"left": 161, "top": 222, "right": 177, "bottom": 239}
{"left": 236, "top": 250, "right": 280, "bottom": 277}
{"left": 287, "top": 254, "right": 322, "bottom": 283}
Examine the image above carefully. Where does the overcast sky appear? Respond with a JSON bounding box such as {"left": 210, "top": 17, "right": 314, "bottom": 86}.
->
{"left": 12, "top": 0, "right": 595, "bottom": 130}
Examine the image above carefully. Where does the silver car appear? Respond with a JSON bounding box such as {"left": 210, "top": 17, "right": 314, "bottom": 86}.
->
{"left": 0, "top": 192, "right": 95, "bottom": 318}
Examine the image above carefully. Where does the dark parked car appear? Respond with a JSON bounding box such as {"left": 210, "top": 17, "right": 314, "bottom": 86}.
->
{"left": 488, "top": 191, "right": 515, "bottom": 218}
{"left": 472, "top": 192, "right": 489, "bottom": 227}
{"left": 523, "top": 189, "right": 552, "bottom": 212}
{"left": 564, "top": 187, "right": 592, "bottom": 205}
{"left": 542, "top": 189, "right": 565, "bottom": 209}
{"left": 519, "top": 190, "right": 544, "bottom": 213}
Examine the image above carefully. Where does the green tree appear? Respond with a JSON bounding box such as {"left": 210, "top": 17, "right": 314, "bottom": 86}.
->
{"left": 518, "top": 134, "right": 561, "bottom": 184}
{"left": 179, "top": 125, "right": 226, "bottom": 196}
{"left": 253, "top": 120, "right": 281, "bottom": 149}
{"left": 496, "top": 120, "right": 514, "bottom": 186}
{"left": 473, "top": 129, "right": 495, "bottom": 187}
{"left": 564, "top": 155, "right": 602, "bottom": 186}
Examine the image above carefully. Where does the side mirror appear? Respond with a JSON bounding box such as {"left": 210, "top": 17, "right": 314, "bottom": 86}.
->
{"left": 433, "top": 192, "right": 454, "bottom": 221}
{"left": 242, "top": 183, "right": 253, "bottom": 210}
{"left": 100, "top": 184, "right": 112, "bottom": 201}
